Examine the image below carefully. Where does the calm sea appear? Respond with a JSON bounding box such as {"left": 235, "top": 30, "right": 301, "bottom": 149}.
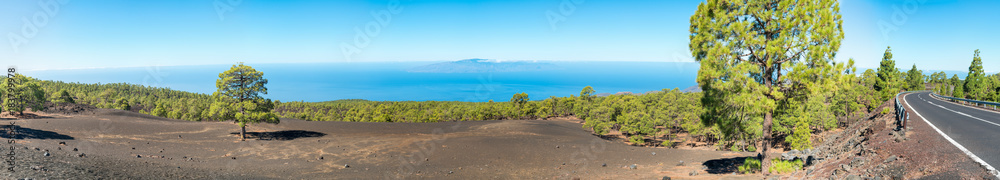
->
{"left": 24, "top": 62, "right": 699, "bottom": 102}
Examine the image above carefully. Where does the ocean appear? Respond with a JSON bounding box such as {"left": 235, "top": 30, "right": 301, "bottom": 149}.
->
{"left": 23, "top": 61, "right": 699, "bottom": 102}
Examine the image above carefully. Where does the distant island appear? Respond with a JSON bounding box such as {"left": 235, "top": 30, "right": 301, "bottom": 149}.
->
{"left": 407, "top": 58, "right": 562, "bottom": 73}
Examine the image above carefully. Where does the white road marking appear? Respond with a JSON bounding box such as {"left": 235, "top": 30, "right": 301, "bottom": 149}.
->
{"left": 925, "top": 93, "right": 1000, "bottom": 116}
{"left": 903, "top": 92, "right": 1000, "bottom": 178}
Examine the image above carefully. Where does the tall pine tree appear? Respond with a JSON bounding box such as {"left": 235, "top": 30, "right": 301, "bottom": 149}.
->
{"left": 964, "top": 49, "right": 986, "bottom": 100}
{"left": 690, "top": 0, "right": 845, "bottom": 174}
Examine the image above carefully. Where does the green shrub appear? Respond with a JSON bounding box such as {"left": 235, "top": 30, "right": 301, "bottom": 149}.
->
{"left": 769, "top": 158, "right": 804, "bottom": 174}
{"left": 738, "top": 158, "right": 803, "bottom": 174}
{"left": 786, "top": 120, "right": 812, "bottom": 150}
{"left": 628, "top": 135, "right": 645, "bottom": 144}
{"left": 880, "top": 107, "right": 892, "bottom": 115}
{"left": 738, "top": 157, "right": 760, "bottom": 174}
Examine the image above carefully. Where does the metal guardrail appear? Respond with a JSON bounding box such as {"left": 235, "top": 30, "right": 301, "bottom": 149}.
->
{"left": 931, "top": 92, "right": 1000, "bottom": 110}
{"left": 895, "top": 91, "right": 920, "bottom": 130}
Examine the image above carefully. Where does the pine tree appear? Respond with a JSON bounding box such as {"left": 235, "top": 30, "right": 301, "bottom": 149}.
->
{"left": 906, "top": 64, "right": 924, "bottom": 91}
{"left": 964, "top": 49, "right": 986, "bottom": 100}
{"left": 689, "top": 0, "right": 845, "bottom": 173}
{"left": 875, "top": 47, "right": 899, "bottom": 101}
{"left": 208, "top": 62, "right": 279, "bottom": 141}
{"left": 2, "top": 74, "right": 45, "bottom": 116}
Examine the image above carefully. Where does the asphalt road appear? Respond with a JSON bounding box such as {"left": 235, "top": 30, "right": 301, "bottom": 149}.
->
{"left": 903, "top": 91, "right": 1000, "bottom": 175}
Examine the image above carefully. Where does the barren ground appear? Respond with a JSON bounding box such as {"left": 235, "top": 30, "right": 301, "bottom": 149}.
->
{"left": 0, "top": 106, "right": 759, "bottom": 179}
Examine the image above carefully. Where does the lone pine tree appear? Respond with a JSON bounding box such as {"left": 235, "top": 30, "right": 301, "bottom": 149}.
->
{"left": 208, "top": 62, "right": 279, "bottom": 141}
{"left": 690, "top": 0, "right": 845, "bottom": 174}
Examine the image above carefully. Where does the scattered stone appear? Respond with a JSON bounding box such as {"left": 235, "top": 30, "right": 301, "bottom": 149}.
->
{"left": 841, "top": 164, "right": 851, "bottom": 171}
{"left": 78, "top": 153, "right": 86, "bottom": 157}
{"left": 662, "top": 176, "right": 671, "bottom": 180}
{"left": 43, "top": 152, "right": 50, "bottom": 157}
{"left": 132, "top": 147, "right": 135, "bottom": 150}
{"left": 57, "top": 147, "right": 61, "bottom": 150}
{"left": 33, "top": 147, "right": 39, "bottom": 151}
{"left": 845, "top": 175, "right": 862, "bottom": 180}
{"left": 73, "top": 148, "right": 78, "bottom": 151}
{"left": 689, "top": 170, "right": 699, "bottom": 176}
{"left": 136, "top": 155, "right": 141, "bottom": 158}
{"left": 232, "top": 157, "right": 236, "bottom": 160}
{"left": 629, "top": 164, "right": 637, "bottom": 170}
{"left": 884, "top": 155, "right": 897, "bottom": 163}
{"left": 344, "top": 164, "right": 350, "bottom": 168}
{"left": 30, "top": 165, "right": 43, "bottom": 170}
{"left": 651, "top": 152, "right": 656, "bottom": 155}
{"left": 58, "top": 142, "right": 66, "bottom": 146}
{"left": 448, "top": 171, "right": 453, "bottom": 174}
{"left": 178, "top": 135, "right": 182, "bottom": 138}
{"left": 850, "top": 157, "right": 865, "bottom": 167}
{"left": 677, "top": 160, "right": 684, "bottom": 166}
{"left": 556, "top": 145, "right": 559, "bottom": 148}
{"left": 425, "top": 158, "right": 429, "bottom": 161}
{"left": 319, "top": 156, "right": 324, "bottom": 160}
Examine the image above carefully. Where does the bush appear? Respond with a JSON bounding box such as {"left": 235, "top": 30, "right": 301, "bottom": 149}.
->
{"left": 769, "top": 158, "right": 804, "bottom": 174}
{"left": 880, "top": 107, "right": 892, "bottom": 115}
{"left": 738, "top": 157, "right": 804, "bottom": 174}
{"left": 738, "top": 157, "right": 760, "bottom": 174}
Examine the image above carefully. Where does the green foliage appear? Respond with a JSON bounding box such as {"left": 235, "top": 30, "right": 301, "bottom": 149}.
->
{"left": 210, "top": 63, "right": 279, "bottom": 141}
{"left": 739, "top": 158, "right": 761, "bottom": 174}
{"left": 50, "top": 89, "right": 75, "bottom": 104}
{"left": 690, "top": 0, "right": 844, "bottom": 172}
{"left": 769, "top": 158, "right": 804, "bottom": 174}
{"left": 786, "top": 119, "right": 812, "bottom": 150}
{"left": 905, "top": 64, "right": 924, "bottom": 91}
{"left": 964, "top": 49, "right": 987, "bottom": 100}
{"left": 580, "top": 86, "right": 595, "bottom": 100}
{"left": 2, "top": 74, "right": 46, "bottom": 115}
{"left": 953, "top": 82, "right": 965, "bottom": 98}
{"left": 875, "top": 46, "right": 901, "bottom": 102}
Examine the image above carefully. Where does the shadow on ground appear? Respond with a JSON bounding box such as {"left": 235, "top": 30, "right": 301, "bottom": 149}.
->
{"left": 0, "top": 125, "right": 75, "bottom": 140}
{"left": 703, "top": 156, "right": 753, "bottom": 174}
{"left": 230, "top": 130, "right": 326, "bottom": 141}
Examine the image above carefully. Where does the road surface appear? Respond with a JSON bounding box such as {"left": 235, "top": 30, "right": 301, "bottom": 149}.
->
{"left": 902, "top": 91, "right": 1000, "bottom": 176}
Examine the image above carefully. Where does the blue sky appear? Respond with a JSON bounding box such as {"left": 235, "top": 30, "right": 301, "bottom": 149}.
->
{"left": 0, "top": 0, "right": 997, "bottom": 73}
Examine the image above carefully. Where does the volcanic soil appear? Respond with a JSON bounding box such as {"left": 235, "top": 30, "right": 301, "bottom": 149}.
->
{"left": 1, "top": 105, "right": 759, "bottom": 179}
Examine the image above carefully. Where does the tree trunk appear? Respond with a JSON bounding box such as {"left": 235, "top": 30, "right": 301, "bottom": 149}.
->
{"left": 240, "top": 125, "right": 246, "bottom": 141}
{"left": 761, "top": 111, "right": 773, "bottom": 175}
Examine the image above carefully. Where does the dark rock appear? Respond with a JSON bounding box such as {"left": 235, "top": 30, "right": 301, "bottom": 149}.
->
{"left": 319, "top": 156, "right": 324, "bottom": 160}
{"left": 231, "top": 157, "right": 236, "bottom": 160}
{"left": 850, "top": 157, "right": 865, "bottom": 167}
{"left": 72, "top": 148, "right": 78, "bottom": 151}
{"left": 136, "top": 155, "right": 141, "bottom": 158}
{"left": 662, "top": 176, "right": 671, "bottom": 180}
{"left": 344, "top": 164, "right": 350, "bottom": 168}
{"left": 846, "top": 175, "right": 862, "bottom": 180}
{"left": 43, "top": 152, "right": 50, "bottom": 157}
{"left": 78, "top": 153, "right": 86, "bottom": 157}
{"left": 32, "top": 147, "right": 39, "bottom": 151}
{"left": 602, "top": 163, "right": 607, "bottom": 167}
{"left": 885, "top": 155, "right": 897, "bottom": 163}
